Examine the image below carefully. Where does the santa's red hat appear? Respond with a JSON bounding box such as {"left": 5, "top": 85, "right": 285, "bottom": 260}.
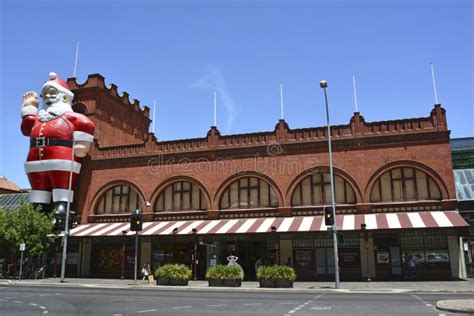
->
{"left": 42, "top": 72, "right": 74, "bottom": 98}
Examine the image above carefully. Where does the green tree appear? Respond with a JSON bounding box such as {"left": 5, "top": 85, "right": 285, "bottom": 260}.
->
{"left": 0, "top": 202, "right": 54, "bottom": 257}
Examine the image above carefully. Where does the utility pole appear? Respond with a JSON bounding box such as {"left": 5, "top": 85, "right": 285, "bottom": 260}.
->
{"left": 320, "top": 80, "right": 340, "bottom": 289}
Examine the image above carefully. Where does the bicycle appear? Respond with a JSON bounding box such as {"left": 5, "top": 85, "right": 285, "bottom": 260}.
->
{"left": 33, "top": 265, "right": 47, "bottom": 279}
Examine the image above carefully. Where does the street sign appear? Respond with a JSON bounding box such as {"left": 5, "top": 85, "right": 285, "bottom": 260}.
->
{"left": 19, "top": 243, "right": 26, "bottom": 251}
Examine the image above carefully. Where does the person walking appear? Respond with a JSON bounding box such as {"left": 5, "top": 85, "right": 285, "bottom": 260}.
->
{"left": 141, "top": 261, "right": 151, "bottom": 283}
{"left": 406, "top": 255, "right": 417, "bottom": 279}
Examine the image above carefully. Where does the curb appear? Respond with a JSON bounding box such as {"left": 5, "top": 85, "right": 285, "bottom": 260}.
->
{"left": 436, "top": 300, "right": 474, "bottom": 314}
{"left": 3, "top": 281, "right": 474, "bottom": 294}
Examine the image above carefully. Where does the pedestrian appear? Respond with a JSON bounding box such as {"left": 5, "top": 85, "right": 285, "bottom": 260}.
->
{"left": 254, "top": 258, "right": 262, "bottom": 274}
{"left": 406, "top": 255, "right": 417, "bottom": 279}
{"left": 141, "top": 261, "right": 151, "bottom": 283}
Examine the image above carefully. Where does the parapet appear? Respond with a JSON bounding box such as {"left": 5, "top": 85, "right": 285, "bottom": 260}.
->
{"left": 67, "top": 74, "right": 150, "bottom": 118}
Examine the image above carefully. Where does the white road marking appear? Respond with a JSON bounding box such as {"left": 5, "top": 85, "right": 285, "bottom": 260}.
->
{"left": 43, "top": 311, "right": 48, "bottom": 315}
{"left": 285, "top": 293, "right": 324, "bottom": 316}
{"left": 412, "top": 294, "right": 422, "bottom": 301}
{"left": 29, "top": 303, "right": 38, "bottom": 306}
{"left": 311, "top": 306, "right": 332, "bottom": 310}
{"left": 40, "top": 306, "right": 47, "bottom": 309}
{"left": 280, "top": 302, "right": 298, "bottom": 305}
{"left": 173, "top": 306, "right": 192, "bottom": 309}
{"left": 111, "top": 314, "right": 123, "bottom": 316}
{"left": 137, "top": 309, "right": 157, "bottom": 313}
{"left": 208, "top": 304, "right": 227, "bottom": 307}
{"left": 244, "top": 303, "right": 263, "bottom": 306}
{"left": 13, "top": 300, "right": 23, "bottom": 304}
{"left": 411, "top": 294, "right": 438, "bottom": 314}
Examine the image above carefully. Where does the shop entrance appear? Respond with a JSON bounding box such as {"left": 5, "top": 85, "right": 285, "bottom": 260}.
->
{"left": 374, "top": 234, "right": 402, "bottom": 280}
{"left": 152, "top": 241, "right": 207, "bottom": 280}
{"left": 315, "top": 248, "right": 335, "bottom": 278}
{"left": 220, "top": 240, "right": 265, "bottom": 280}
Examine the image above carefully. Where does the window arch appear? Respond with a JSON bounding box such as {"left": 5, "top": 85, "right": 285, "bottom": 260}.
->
{"left": 155, "top": 181, "right": 208, "bottom": 212}
{"left": 220, "top": 177, "right": 279, "bottom": 209}
{"left": 291, "top": 173, "right": 356, "bottom": 206}
{"left": 370, "top": 167, "right": 441, "bottom": 202}
{"left": 95, "top": 184, "right": 141, "bottom": 214}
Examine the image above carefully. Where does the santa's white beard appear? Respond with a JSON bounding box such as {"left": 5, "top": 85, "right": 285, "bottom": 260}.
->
{"left": 38, "top": 100, "right": 73, "bottom": 122}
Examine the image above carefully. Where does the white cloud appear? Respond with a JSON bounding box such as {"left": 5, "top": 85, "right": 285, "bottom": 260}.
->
{"left": 190, "top": 67, "right": 238, "bottom": 133}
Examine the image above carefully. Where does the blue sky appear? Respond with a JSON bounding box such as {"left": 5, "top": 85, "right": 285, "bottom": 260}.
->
{"left": 1, "top": 0, "right": 472, "bottom": 189}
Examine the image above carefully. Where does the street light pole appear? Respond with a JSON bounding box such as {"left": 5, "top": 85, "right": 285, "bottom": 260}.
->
{"left": 320, "top": 80, "right": 340, "bottom": 289}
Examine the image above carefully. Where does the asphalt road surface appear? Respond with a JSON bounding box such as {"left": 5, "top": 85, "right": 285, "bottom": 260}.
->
{"left": 0, "top": 286, "right": 471, "bottom": 316}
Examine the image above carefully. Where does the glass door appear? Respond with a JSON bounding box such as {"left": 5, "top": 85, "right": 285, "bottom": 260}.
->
{"left": 315, "top": 247, "right": 335, "bottom": 276}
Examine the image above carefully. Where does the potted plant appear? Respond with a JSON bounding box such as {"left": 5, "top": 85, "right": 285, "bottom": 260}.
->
{"left": 257, "top": 265, "right": 296, "bottom": 288}
{"left": 154, "top": 264, "right": 192, "bottom": 286}
{"left": 206, "top": 265, "right": 242, "bottom": 287}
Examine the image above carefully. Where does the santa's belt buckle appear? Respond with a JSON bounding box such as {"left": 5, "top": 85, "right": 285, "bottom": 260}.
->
{"left": 36, "top": 137, "right": 46, "bottom": 147}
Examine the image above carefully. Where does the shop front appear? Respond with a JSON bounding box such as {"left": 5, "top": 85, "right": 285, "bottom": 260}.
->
{"left": 373, "top": 230, "right": 455, "bottom": 280}
{"left": 70, "top": 210, "right": 469, "bottom": 280}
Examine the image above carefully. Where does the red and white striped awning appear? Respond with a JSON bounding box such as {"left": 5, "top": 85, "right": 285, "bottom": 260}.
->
{"left": 70, "top": 211, "right": 468, "bottom": 237}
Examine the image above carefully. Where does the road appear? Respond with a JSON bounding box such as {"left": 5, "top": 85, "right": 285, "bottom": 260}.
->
{"left": 0, "top": 286, "right": 471, "bottom": 315}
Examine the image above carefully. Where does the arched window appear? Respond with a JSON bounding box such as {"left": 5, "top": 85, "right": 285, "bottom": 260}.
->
{"left": 370, "top": 167, "right": 441, "bottom": 202}
{"left": 220, "top": 177, "right": 279, "bottom": 209}
{"left": 95, "top": 185, "right": 141, "bottom": 214}
{"left": 155, "top": 181, "right": 208, "bottom": 212}
{"left": 291, "top": 173, "right": 356, "bottom": 206}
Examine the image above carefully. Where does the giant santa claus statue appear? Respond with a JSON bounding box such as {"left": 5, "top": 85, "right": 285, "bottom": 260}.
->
{"left": 21, "top": 72, "right": 95, "bottom": 216}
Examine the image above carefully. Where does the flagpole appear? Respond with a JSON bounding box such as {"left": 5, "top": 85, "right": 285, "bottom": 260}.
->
{"left": 152, "top": 99, "right": 156, "bottom": 134}
{"left": 352, "top": 75, "right": 359, "bottom": 113}
{"left": 213, "top": 91, "right": 217, "bottom": 127}
{"left": 430, "top": 63, "right": 439, "bottom": 104}
{"left": 280, "top": 83, "right": 284, "bottom": 120}
{"left": 73, "top": 41, "right": 80, "bottom": 78}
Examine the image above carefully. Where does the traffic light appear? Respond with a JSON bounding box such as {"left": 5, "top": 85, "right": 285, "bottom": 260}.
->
{"left": 337, "top": 233, "right": 344, "bottom": 244}
{"left": 324, "top": 206, "right": 334, "bottom": 226}
{"left": 361, "top": 223, "right": 368, "bottom": 242}
{"left": 69, "top": 218, "right": 78, "bottom": 230}
{"left": 130, "top": 209, "right": 143, "bottom": 231}
{"left": 53, "top": 212, "right": 66, "bottom": 234}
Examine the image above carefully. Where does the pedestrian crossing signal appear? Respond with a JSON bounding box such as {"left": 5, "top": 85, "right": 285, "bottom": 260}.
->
{"left": 324, "top": 206, "right": 334, "bottom": 226}
{"left": 130, "top": 209, "right": 143, "bottom": 231}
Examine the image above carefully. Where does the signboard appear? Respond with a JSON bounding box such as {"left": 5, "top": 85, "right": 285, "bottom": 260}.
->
{"left": 19, "top": 243, "right": 26, "bottom": 251}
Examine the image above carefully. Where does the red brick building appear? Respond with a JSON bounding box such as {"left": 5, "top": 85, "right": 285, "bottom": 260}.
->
{"left": 66, "top": 74, "right": 469, "bottom": 280}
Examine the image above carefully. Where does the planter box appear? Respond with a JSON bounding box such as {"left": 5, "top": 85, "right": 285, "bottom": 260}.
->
{"left": 259, "top": 279, "right": 293, "bottom": 288}
{"left": 208, "top": 279, "right": 242, "bottom": 287}
{"left": 156, "top": 277, "right": 188, "bottom": 286}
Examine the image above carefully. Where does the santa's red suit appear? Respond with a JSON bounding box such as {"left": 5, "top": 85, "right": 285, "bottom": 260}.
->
{"left": 21, "top": 73, "right": 95, "bottom": 204}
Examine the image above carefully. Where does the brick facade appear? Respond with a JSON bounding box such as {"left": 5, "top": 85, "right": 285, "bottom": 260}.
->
{"left": 67, "top": 74, "right": 457, "bottom": 224}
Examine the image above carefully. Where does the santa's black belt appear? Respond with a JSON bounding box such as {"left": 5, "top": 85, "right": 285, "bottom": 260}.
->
{"left": 30, "top": 137, "right": 73, "bottom": 148}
